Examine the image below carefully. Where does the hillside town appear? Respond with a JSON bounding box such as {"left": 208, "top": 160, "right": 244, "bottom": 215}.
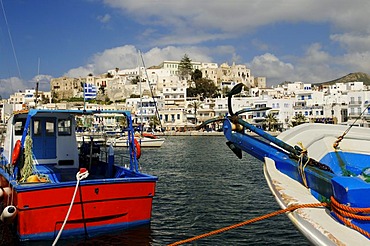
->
{"left": 1, "top": 58, "right": 370, "bottom": 132}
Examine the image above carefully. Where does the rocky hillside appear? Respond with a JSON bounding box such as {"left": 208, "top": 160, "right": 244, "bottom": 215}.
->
{"left": 317, "top": 72, "right": 370, "bottom": 86}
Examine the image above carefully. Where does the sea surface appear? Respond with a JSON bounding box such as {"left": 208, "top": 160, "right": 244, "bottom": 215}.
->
{"left": 11, "top": 136, "right": 310, "bottom": 246}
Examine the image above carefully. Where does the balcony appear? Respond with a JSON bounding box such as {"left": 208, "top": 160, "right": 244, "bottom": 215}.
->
{"left": 349, "top": 101, "right": 362, "bottom": 105}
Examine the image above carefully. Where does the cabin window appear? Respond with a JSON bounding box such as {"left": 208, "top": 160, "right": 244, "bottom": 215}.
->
{"left": 45, "top": 121, "right": 55, "bottom": 136}
{"left": 58, "top": 119, "right": 72, "bottom": 136}
{"left": 33, "top": 120, "right": 42, "bottom": 136}
{"left": 14, "top": 119, "right": 26, "bottom": 136}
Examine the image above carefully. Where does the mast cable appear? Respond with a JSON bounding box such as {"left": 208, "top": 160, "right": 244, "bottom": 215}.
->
{"left": 0, "top": 0, "right": 22, "bottom": 79}
{"left": 333, "top": 103, "right": 370, "bottom": 148}
{"left": 139, "top": 50, "right": 164, "bottom": 133}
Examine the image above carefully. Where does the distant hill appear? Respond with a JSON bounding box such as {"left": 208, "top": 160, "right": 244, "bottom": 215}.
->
{"left": 316, "top": 72, "right": 370, "bottom": 86}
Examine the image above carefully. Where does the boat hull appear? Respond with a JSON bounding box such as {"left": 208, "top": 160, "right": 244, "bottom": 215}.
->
{"left": 264, "top": 157, "right": 369, "bottom": 245}
{"left": 224, "top": 121, "right": 370, "bottom": 243}
{"left": 7, "top": 178, "right": 156, "bottom": 241}
{"left": 107, "top": 137, "right": 165, "bottom": 148}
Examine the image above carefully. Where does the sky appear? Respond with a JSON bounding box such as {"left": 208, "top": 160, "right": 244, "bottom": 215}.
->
{"left": 1, "top": 0, "right": 370, "bottom": 99}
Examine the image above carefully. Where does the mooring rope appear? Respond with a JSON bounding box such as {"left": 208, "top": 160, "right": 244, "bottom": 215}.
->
{"left": 168, "top": 202, "right": 328, "bottom": 246}
{"left": 52, "top": 169, "right": 89, "bottom": 246}
{"left": 330, "top": 196, "right": 370, "bottom": 239}
{"left": 168, "top": 196, "right": 370, "bottom": 245}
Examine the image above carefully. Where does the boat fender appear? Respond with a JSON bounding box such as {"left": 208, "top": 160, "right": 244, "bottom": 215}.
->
{"left": 0, "top": 205, "right": 17, "bottom": 224}
{"left": 134, "top": 138, "right": 141, "bottom": 159}
{"left": 11, "top": 140, "right": 21, "bottom": 165}
{"left": 0, "top": 187, "right": 11, "bottom": 201}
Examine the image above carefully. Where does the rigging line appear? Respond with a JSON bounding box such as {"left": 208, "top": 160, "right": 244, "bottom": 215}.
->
{"left": 0, "top": 0, "right": 22, "bottom": 79}
{"left": 139, "top": 50, "right": 164, "bottom": 132}
{"left": 333, "top": 103, "right": 370, "bottom": 149}
{"left": 345, "top": 103, "right": 370, "bottom": 134}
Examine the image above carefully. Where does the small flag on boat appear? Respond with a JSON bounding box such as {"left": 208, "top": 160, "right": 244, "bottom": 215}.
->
{"left": 84, "top": 83, "right": 97, "bottom": 100}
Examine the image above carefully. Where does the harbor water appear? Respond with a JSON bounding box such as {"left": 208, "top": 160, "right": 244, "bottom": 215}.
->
{"left": 8, "top": 136, "right": 310, "bottom": 245}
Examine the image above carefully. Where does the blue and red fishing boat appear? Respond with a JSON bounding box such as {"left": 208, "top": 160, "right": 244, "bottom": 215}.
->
{"left": 0, "top": 109, "right": 157, "bottom": 243}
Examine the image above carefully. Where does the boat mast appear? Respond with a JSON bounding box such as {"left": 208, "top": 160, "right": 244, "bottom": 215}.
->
{"left": 139, "top": 51, "right": 164, "bottom": 132}
{"left": 34, "top": 58, "right": 40, "bottom": 108}
{"left": 138, "top": 50, "right": 143, "bottom": 135}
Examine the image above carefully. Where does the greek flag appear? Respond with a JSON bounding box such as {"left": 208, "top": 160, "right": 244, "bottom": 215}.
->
{"left": 84, "top": 83, "right": 97, "bottom": 100}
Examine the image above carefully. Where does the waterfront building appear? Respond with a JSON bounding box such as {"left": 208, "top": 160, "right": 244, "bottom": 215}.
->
{"left": 126, "top": 96, "right": 165, "bottom": 128}
{"left": 159, "top": 107, "right": 188, "bottom": 131}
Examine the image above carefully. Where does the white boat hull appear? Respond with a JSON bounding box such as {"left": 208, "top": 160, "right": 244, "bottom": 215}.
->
{"left": 107, "top": 137, "right": 165, "bottom": 148}
{"left": 264, "top": 157, "right": 369, "bottom": 245}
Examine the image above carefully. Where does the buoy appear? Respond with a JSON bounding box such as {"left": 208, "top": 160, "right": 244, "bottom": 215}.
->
{"left": 0, "top": 205, "right": 17, "bottom": 224}
{"left": 26, "top": 175, "right": 40, "bottom": 183}
{"left": 134, "top": 138, "right": 141, "bottom": 159}
{"left": 107, "top": 144, "right": 114, "bottom": 177}
{"left": 12, "top": 140, "right": 22, "bottom": 165}
{"left": 0, "top": 187, "right": 12, "bottom": 201}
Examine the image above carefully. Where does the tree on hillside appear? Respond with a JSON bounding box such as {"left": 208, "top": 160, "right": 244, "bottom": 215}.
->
{"left": 178, "top": 54, "right": 193, "bottom": 80}
{"left": 187, "top": 69, "right": 219, "bottom": 100}
{"left": 195, "top": 78, "right": 218, "bottom": 99}
{"left": 191, "top": 69, "right": 202, "bottom": 81}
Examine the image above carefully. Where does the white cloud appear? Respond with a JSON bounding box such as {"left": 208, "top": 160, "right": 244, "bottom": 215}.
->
{"left": 97, "top": 14, "right": 111, "bottom": 24}
{"left": 103, "top": 0, "right": 370, "bottom": 44}
{"left": 65, "top": 45, "right": 220, "bottom": 77}
{"left": 0, "top": 74, "right": 53, "bottom": 99}
{"left": 249, "top": 53, "right": 295, "bottom": 84}
{"left": 336, "top": 52, "right": 370, "bottom": 73}
{"left": 249, "top": 45, "right": 340, "bottom": 85}
{"left": 0, "top": 77, "right": 28, "bottom": 98}
{"left": 60, "top": 1, "right": 370, "bottom": 87}
{"left": 294, "top": 44, "right": 337, "bottom": 83}
{"left": 331, "top": 33, "right": 370, "bottom": 53}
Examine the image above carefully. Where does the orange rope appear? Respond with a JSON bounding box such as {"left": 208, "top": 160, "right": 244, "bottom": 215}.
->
{"left": 168, "top": 197, "right": 370, "bottom": 246}
{"left": 330, "top": 196, "right": 370, "bottom": 238}
{"left": 168, "top": 202, "right": 328, "bottom": 246}
{"left": 331, "top": 196, "right": 370, "bottom": 213}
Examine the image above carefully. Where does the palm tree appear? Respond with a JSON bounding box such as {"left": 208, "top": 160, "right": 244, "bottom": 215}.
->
{"left": 188, "top": 101, "right": 202, "bottom": 125}
{"left": 292, "top": 113, "right": 307, "bottom": 126}
{"left": 264, "top": 113, "right": 278, "bottom": 131}
{"left": 118, "top": 116, "right": 128, "bottom": 129}
{"left": 149, "top": 115, "right": 160, "bottom": 131}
